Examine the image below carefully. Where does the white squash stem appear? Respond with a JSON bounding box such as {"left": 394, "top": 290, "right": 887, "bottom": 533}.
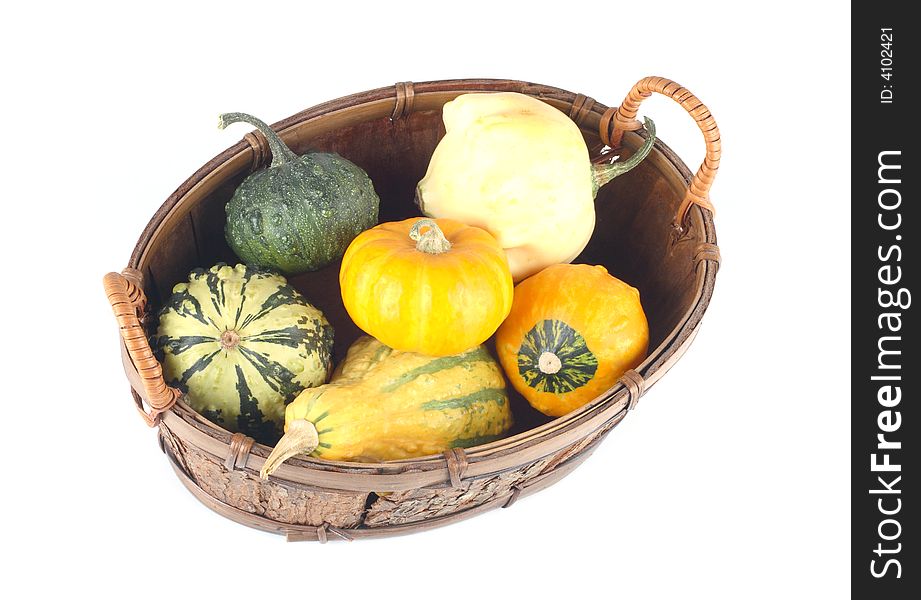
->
{"left": 260, "top": 419, "right": 319, "bottom": 479}
{"left": 591, "top": 117, "right": 657, "bottom": 193}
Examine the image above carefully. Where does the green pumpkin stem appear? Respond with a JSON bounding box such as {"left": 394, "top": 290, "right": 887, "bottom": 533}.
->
{"left": 409, "top": 218, "right": 452, "bottom": 254}
{"left": 591, "top": 117, "right": 657, "bottom": 195}
{"left": 218, "top": 112, "right": 299, "bottom": 168}
{"left": 260, "top": 419, "right": 320, "bottom": 479}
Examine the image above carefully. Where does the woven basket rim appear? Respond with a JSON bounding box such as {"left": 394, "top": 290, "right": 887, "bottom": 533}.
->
{"left": 124, "top": 78, "right": 718, "bottom": 487}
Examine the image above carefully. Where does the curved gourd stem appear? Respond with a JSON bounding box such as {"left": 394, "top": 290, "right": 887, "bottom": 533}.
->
{"left": 591, "top": 117, "right": 657, "bottom": 195}
{"left": 218, "top": 112, "right": 298, "bottom": 168}
{"left": 260, "top": 419, "right": 319, "bottom": 479}
{"left": 409, "top": 218, "right": 452, "bottom": 254}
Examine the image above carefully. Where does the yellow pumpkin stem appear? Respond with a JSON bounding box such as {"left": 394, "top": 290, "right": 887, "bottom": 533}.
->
{"left": 259, "top": 419, "right": 319, "bottom": 479}
{"left": 409, "top": 218, "right": 452, "bottom": 254}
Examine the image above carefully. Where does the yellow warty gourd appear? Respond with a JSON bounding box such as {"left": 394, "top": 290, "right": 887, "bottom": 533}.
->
{"left": 260, "top": 336, "right": 513, "bottom": 477}
{"left": 416, "top": 92, "right": 655, "bottom": 280}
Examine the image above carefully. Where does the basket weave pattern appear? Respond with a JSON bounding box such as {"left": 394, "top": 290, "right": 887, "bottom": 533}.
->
{"left": 105, "top": 77, "right": 720, "bottom": 541}
{"left": 158, "top": 404, "right": 623, "bottom": 531}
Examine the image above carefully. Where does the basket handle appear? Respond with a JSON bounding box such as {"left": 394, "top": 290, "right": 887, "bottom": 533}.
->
{"left": 600, "top": 76, "right": 721, "bottom": 231}
{"left": 103, "top": 269, "right": 180, "bottom": 426}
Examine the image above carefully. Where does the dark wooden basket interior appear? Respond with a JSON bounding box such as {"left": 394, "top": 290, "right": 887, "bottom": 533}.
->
{"left": 140, "top": 108, "right": 700, "bottom": 444}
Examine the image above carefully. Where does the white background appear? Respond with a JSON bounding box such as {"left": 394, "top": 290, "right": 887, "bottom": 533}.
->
{"left": 2, "top": 1, "right": 849, "bottom": 598}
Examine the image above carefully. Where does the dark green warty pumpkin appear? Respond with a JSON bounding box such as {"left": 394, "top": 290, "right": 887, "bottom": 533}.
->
{"left": 153, "top": 264, "right": 334, "bottom": 443}
{"left": 220, "top": 112, "right": 380, "bottom": 275}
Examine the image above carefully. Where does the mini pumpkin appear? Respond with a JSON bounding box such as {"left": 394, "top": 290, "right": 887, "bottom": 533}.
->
{"left": 495, "top": 264, "right": 649, "bottom": 416}
{"left": 339, "top": 217, "right": 513, "bottom": 356}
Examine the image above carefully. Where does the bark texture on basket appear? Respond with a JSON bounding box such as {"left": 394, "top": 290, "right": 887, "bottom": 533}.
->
{"left": 158, "top": 404, "right": 625, "bottom": 532}
{"left": 364, "top": 416, "right": 621, "bottom": 526}
{"left": 159, "top": 424, "right": 367, "bottom": 528}
{"left": 104, "top": 76, "right": 720, "bottom": 540}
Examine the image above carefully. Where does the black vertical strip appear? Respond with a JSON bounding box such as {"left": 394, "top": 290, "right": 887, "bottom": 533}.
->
{"left": 852, "top": 5, "right": 915, "bottom": 596}
{"left": 145, "top": 264, "right": 161, "bottom": 307}
{"left": 188, "top": 211, "right": 202, "bottom": 264}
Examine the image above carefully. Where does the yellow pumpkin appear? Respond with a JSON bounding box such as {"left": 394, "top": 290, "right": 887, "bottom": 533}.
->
{"left": 495, "top": 264, "right": 649, "bottom": 416}
{"left": 339, "top": 217, "right": 514, "bottom": 356}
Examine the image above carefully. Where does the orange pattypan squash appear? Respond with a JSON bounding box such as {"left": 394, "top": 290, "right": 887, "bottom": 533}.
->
{"left": 495, "top": 264, "right": 649, "bottom": 416}
{"left": 339, "top": 217, "right": 513, "bottom": 356}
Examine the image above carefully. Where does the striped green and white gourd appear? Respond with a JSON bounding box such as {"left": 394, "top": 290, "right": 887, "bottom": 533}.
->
{"left": 154, "top": 263, "right": 334, "bottom": 442}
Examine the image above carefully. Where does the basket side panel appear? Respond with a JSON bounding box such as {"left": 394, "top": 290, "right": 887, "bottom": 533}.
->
{"left": 364, "top": 416, "right": 621, "bottom": 527}
{"left": 158, "top": 408, "right": 622, "bottom": 532}
{"left": 160, "top": 423, "right": 369, "bottom": 529}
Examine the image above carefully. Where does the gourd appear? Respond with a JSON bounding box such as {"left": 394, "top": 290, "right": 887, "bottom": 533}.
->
{"left": 154, "top": 264, "right": 334, "bottom": 442}
{"left": 416, "top": 92, "right": 656, "bottom": 281}
{"left": 339, "top": 217, "right": 513, "bottom": 356}
{"left": 495, "top": 264, "right": 648, "bottom": 416}
{"left": 260, "top": 336, "right": 513, "bottom": 476}
{"left": 220, "top": 112, "right": 380, "bottom": 274}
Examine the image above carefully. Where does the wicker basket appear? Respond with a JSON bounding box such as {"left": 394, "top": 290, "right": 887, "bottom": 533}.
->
{"left": 103, "top": 77, "right": 720, "bottom": 542}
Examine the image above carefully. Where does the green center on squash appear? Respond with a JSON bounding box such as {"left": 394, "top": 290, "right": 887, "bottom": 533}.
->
{"left": 517, "top": 319, "right": 598, "bottom": 394}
